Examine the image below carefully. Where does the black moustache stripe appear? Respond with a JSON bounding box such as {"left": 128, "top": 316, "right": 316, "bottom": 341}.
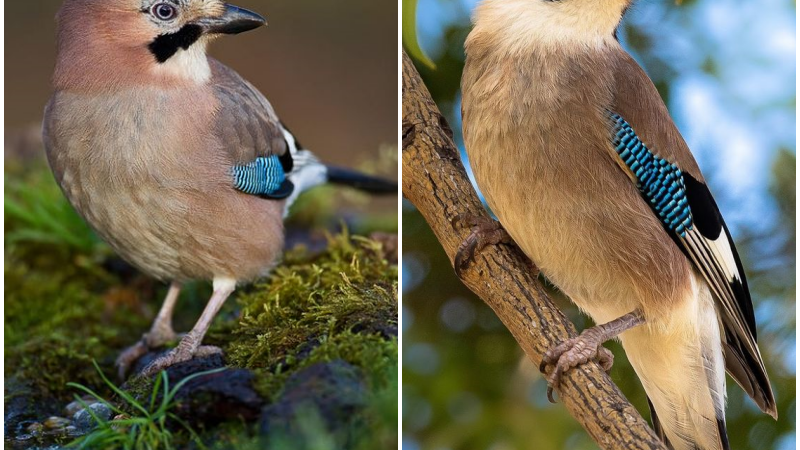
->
{"left": 148, "top": 24, "right": 203, "bottom": 63}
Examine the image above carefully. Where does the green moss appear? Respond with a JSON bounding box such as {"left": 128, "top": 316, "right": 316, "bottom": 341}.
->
{"left": 4, "top": 259, "right": 147, "bottom": 399}
{"left": 224, "top": 231, "right": 397, "bottom": 397}
{"left": 211, "top": 230, "right": 398, "bottom": 449}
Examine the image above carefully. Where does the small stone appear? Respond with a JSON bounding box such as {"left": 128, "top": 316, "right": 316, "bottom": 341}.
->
{"left": 43, "top": 416, "right": 70, "bottom": 430}
{"left": 73, "top": 403, "right": 112, "bottom": 432}
{"left": 111, "top": 415, "right": 130, "bottom": 433}
{"left": 25, "top": 422, "right": 44, "bottom": 434}
{"left": 65, "top": 396, "right": 99, "bottom": 417}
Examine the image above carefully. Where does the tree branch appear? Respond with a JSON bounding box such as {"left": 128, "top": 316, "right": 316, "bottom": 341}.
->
{"left": 401, "top": 51, "right": 667, "bottom": 450}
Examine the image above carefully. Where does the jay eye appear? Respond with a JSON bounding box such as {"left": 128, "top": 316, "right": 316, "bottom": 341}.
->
{"left": 151, "top": 3, "right": 177, "bottom": 21}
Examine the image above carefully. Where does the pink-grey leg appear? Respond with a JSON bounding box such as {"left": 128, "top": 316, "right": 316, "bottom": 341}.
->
{"left": 539, "top": 310, "right": 645, "bottom": 403}
{"left": 140, "top": 278, "right": 236, "bottom": 377}
{"left": 116, "top": 282, "right": 182, "bottom": 379}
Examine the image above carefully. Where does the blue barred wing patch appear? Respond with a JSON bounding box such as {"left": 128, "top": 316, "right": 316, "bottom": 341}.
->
{"left": 232, "top": 155, "right": 293, "bottom": 199}
{"left": 609, "top": 113, "right": 693, "bottom": 237}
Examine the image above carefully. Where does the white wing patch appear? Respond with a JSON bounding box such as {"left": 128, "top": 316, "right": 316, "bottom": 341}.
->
{"left": 708, "top": 234, "right": 739, "bottom": 283}
{"left": 279, "top": 127, "right": 328, "bottom": 216}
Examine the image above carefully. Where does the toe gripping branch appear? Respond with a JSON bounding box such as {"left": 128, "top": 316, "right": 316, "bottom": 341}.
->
{"left": 451, "top": 213, "right": 520, "bottom": 277}
{"left": 538, "top": 310, "right": 645, "bottom": 403}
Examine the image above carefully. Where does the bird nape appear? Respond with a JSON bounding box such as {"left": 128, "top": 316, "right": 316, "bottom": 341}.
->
{"left": 458, "top": 1, "right": 776, "bottom": 449}
{"left": 43, "top": 0, "right": 395, "bottom": 379}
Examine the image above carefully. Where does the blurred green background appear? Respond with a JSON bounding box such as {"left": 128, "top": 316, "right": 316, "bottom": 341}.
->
{"left": 402, "top": 1, "right": 796, "bottom": 449}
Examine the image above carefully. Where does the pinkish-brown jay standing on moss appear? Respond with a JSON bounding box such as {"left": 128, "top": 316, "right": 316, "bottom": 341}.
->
{"left": 43, "top": 0, "right": 394, "bottom": 378}
{"left": 458, "top": 1, "right": 777, "bottom": 449}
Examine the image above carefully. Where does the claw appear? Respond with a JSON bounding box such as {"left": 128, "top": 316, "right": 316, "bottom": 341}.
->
{"left": 116, "top": 340, "right": 150, "bottom": 380}
{"left": 539, "top": 311, "right": 642, "bottom": 403}
{"left": 539, "top": 334, "right": 615, "bottom": 403}
{"left": 141, "top": 345, "right": 223, "bottom": 377}
{"left": 116, "top": 328, "right": 181, "bottom": 380}
{"left": 451, "top": 213, "right": 513, "bottom": 277}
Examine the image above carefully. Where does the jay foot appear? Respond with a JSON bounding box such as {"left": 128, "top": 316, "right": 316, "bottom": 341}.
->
{"left": 538, "top": 310, "right": 644, "bottom": 403}
{"left": 116, "top": 326, "right": 181, "bottom": 380}
{"left": 140, "top": 344, "right": 223, "bottom": 378}
{"left": 451, "top": 213, "right": 518, "bottom": 277}
{"left": 539, "top": 331, "right": 615, "bottom": 403}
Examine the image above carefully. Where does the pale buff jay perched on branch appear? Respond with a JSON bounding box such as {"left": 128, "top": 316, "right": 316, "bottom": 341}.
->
{"left": 43, "top": 0, "right": 395, "bottom": 378}
{"left": 458, "top": 1, "right": 777, "bottom": 449}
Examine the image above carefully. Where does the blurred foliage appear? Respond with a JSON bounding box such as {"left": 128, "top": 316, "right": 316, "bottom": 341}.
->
{"left": 403, "top": 0, "right": 436, "bottom": 68}
{"left": 403, "top": 1, "right": 796, "bottom": 449}
{"left": 5, "top": 161, "right": 109, "bottom": 260}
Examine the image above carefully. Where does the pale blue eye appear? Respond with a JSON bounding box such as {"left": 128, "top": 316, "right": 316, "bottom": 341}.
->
{"left": 152, "top": 3, "right": 177, "bottom": 21}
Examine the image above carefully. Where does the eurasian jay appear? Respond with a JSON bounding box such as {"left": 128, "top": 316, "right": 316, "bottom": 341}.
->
{"left": 459, "top": 1, "right": 776, "bottom": 449}
{"left": 43, "top": 0, "right": 395, "bottom": 378}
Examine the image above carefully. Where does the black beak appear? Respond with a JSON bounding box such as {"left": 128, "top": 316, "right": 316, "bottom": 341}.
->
{"left": 198, "top": 4, "right": 266, "bottom": 35}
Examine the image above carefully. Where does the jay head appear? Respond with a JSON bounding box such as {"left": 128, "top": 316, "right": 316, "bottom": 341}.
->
{"left": 54, "top": 0, "right": 266, "bottom": 90}
{"left": 45, "top": 0, "right": 395, "bottom": 379}
{"left": 460, "top": 1, "right": 776, "bottom": 450}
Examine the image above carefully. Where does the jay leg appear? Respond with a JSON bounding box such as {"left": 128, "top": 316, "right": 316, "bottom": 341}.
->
{"left": 116, "top": 282, "right": 182, "bottom": 379}
{"left": 451, "top": 213, "right": 527, "bottom": 277}
{"left": 539, "top": 310, "right": 645, "bottom": 403}
{"left": 140, "top": 279, "right": 235, "bottom": 377}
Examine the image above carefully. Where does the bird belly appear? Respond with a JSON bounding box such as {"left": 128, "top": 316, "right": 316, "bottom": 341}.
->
{"left": 55, "top": 161, "right": 285, "bottom": 283}
{"left": 463, "top": 115, "right": 693, "bottom": 324}
{"left": 44, "top": 91, "right": 285, "bottom": 282}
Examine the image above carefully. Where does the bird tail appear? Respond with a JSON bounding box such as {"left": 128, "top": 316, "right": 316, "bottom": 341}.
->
{"left": 287, "top": 149, "right": 396, "bottom": 196}
{"left": 324, "top": 165, "right": 397, "bottom": 194}
{"left": 280, "top": 126, "right": 396, "bottom": 196}
{"left": 622, "top": 274, "right": 729, "bottom": 450}
{"left": 282, "top": 149, "right": 396, "bottom": 216}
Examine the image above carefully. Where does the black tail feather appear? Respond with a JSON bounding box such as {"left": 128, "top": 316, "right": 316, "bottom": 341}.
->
{"left": 325, "top": 165, "right": 397, "bottom": 194}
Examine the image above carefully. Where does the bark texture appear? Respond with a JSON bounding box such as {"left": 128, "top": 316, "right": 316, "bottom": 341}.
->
{"left": 401, "top": 51, "right": 667, "bottom": 450}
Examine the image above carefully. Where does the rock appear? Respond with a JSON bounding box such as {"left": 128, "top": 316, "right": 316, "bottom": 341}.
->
{"left": 260, "top": 360, "right": 367, "bottom": 444}
{"left": 123, "top": 355, "right": 263, "bottom": 426}
{"left": 25, "top": 422, "right": 44, "bottom": 434}
{"left": 167, "top": 358, "right": 264, "bottom": 424}
{"left": 72, "top": 403, "right": 112, "bottom": 432}
{"left": 42, "top": 416, "right": 70, "bottom": 430}
{"left": 64, "top": 396, "right": 99, "bottom": 418}
{"left": 4, "top": 377, "right": 49, "bottom": 440}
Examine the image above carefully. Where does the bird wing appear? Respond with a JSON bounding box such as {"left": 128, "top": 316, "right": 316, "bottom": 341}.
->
{"left": 210, "top": 58, "right": 294, "bottom": 199}
{"left": 609, "top": 53, "right": 776, "bottom": 418}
